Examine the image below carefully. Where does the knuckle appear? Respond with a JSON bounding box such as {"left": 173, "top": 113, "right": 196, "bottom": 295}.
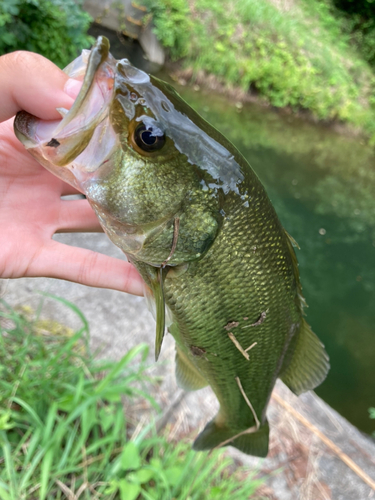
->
{"left": 1, "top": 50, "right": 50, "bottom": 74}
{"left": 77, "top": 251, "right": 99, "bottom": 286}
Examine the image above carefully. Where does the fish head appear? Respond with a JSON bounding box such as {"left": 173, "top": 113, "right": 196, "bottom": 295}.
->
{"left": 14, "top": 37, "right": 245, "bottom": 266}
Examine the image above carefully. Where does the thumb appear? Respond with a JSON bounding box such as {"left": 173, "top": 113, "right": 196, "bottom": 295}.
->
{"left": 0, "top": 51, "right": 80, "bottom": 122}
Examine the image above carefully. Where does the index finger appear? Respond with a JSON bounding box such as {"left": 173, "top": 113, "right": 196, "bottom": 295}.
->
{"left": 0, "top": 51, "right": 75, "bottom": 122}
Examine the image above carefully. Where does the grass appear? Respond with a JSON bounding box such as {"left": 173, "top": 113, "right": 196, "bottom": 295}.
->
{"left": 370, "top": 407, "right": 375, "bottom": 438}
{"left": 143, "top": 0, "right": 375, "bottom": 141}
{"left": 0, "top": 297, "right": 263, "bottom": 500}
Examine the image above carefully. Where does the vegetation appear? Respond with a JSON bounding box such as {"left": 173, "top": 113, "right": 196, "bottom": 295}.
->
{"left": 144, "top": 0, "right": 375, "bottom": 141}
{"left": 332, "top": 0, "right": 375, "bottom": 66}
{"left": 370, "top": 407, "right": 375, "bottom": 437}
{"left": 0, "top": 298, "right": 263, "bottom": 499}
{"left": 0, "top": 0, "right": 93, "bottom": 68}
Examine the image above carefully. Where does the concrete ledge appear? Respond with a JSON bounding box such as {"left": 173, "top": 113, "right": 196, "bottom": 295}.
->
{"left": 83, "top": 0, "right": 165, "bottom": 65}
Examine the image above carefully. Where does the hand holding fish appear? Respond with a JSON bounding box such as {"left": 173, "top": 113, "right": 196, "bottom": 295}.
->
{"left": 0, "top": 51, "right": 143, "bottom": 295}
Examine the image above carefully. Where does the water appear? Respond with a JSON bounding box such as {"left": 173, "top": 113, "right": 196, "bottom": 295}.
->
{"left": 90, "top": 30, "right": 375, "bottom": 434}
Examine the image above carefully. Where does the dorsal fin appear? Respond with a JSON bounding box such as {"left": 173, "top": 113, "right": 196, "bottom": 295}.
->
{"left": 284, "top": 229, "right": 306, "bottom": 312}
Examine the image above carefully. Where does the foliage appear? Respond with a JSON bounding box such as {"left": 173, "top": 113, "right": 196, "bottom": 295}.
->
{"left": 0, "top": 0, "right": 94, "bottom": 68}
{"left": 332, "top": 0, "right": 375, "bottom": 19}
{"left": 329, "top": 0, "right": 375, "bottom": 67}
{"left": 0, "top": 298, "right": 263, "bottom": 499}
{"left": 143, "top": 0, "right": 193, "bottom": 60}
{"left": 302, "top": 0, "right": 375, "bottom": 69}
{"left": 144, "top": 0, "right": 375, "bottom": 140}
{"left": 370, "top": 407, "right": 375, "bottom": 437}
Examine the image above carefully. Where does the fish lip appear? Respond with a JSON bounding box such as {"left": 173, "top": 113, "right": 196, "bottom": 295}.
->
{"left": 116, "top": 59, "right": 150, "bottom": 86}
{"left": 14, "top": 36, "right": 117, "bottom": 188}
{"left": 14, "top": 111, "right": 39, "bottom": 148}
{"left": 111, "top": 60, "right": 153, "bottom": 122}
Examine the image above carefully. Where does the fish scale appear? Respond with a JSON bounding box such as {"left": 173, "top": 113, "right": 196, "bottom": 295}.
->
{"left": 14, "top": 36, "right": 330, "bottom": 457}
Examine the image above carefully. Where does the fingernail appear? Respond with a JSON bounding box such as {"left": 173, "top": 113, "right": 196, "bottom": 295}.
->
{"left": 64, "top": 78, "right": 82, "bottom": 99}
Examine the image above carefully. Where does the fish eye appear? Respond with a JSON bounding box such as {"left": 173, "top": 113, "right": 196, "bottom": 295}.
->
{"left": 134, "top": 123, "right": 165, "bottom": 152}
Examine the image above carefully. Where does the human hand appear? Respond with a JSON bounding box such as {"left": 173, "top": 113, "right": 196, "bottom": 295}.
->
{"left": 0, "top": 51, "right": 143, "bottom": 295}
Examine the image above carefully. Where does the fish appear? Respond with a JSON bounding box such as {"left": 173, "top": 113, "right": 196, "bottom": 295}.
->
{"left": 14, "top": 36, "right": 329, "bottom": 457}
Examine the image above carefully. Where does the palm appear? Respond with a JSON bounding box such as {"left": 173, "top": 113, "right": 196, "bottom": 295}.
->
{"left": 0, "top": 118, "right": 143, "bottom": 294}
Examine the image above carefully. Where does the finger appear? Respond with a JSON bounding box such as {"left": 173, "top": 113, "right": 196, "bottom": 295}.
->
{"left": 60, "top": 179, "right": 84, "bottom": 197}
{"left": 29, "top": 240, "right": 144, "bottom": 296}
{"left": 56, "top": 199, "right": 103, "bottom": 233}
{"left": 0, "top": 51, "right": 77, "bottom": 122}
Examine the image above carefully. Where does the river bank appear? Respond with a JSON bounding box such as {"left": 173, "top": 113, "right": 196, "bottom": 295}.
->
{"left": 84, "top": 0, "right": 375, "bottom": 142}
{"left": 146, "top": 0, "right": 375, "bottom": 141}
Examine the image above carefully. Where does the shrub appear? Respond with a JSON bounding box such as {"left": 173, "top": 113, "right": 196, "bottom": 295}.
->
{"left": 0, "top": 0, "right": 93, "bottom": 68}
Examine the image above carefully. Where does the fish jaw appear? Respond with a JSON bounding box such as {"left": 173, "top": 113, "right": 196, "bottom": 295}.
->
{"left": 14, "top": 37, "right": 117, "bottom": 188}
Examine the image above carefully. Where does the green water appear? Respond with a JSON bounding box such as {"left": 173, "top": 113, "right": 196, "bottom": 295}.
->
{"left": 173, "top": 85, "right": 375, "bottom": 434}
{"left": 94, "top": 29, "right": 375, "bottom": 434}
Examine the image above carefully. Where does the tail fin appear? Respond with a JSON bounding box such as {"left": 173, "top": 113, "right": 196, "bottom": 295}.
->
{"left": 193, "top": 418, "right": 269, "bottom": 457}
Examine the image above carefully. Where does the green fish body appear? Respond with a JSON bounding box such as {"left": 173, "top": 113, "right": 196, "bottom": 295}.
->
{"left": 14, "top": 37, "right": 329, "bottom": 457}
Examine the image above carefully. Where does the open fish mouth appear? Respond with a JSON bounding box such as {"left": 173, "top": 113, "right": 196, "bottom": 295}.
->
{"left": 14, "top": 36, "right": 141, "bottom": 192}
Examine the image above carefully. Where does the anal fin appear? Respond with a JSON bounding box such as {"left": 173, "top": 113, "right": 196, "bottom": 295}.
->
{"left": 175, "top": 344, "right": 208, "bottom": 391}
{"left": 280, "top": 318, "right": 330, "bottom": 395}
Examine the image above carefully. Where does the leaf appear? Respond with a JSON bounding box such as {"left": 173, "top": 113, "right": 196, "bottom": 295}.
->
{"left": 119, "top": 480, "right": 141, "bottom": 500}
{"left": 98, "top": 406, "right": 116, "bottom": 432}
{"left": 0, "top": 411, "right": 14, "bottom": 431}
{"left": 130, "top": 468, "right": 155, "bottom": 484}
{"left": 0, "top": 483, "right": 12, "bottom": 500}
{"left": 120, "top": 441, "right": 141, "bottom": 470}
{"left": 164, "top": 466, "right": 183, "bottom": 487}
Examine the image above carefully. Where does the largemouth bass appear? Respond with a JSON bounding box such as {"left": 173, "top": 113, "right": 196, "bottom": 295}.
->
{"left": 14, "top": 37, "right": 329, "bottom": 457}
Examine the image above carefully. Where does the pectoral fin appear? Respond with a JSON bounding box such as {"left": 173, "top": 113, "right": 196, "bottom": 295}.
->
{"left": 153, "top": 268, "right": 166, "bottom": 361}
{"left": 175, "top": 344, "right": 208, "bottom": 391}
{"left": 132, "top": 262, "right": 167, "bottom": 361}
{"left": 280, "top": 318, "right": 330, "bottom": 395}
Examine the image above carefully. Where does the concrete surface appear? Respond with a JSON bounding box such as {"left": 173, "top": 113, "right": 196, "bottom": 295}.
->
{"left": 83, "top": 0, "right": 165, "bottom": 65}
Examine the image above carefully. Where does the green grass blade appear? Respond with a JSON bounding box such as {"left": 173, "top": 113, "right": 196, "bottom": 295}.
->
{"left": 56, "top": 422, "right": 79, "bottom": 470}
{"left": 0, "top": 436, "right": 16, "bottom": 500}
{"left": 11, "top": 397, "right": 43, "bottom": 427}
{"left": 0, "top": 484, "right": 11, "bottom": 500}
{"left": 39, "top": 446, "right": 54, "bottom": 500}
{"left": 94, "top": 344, "right": 149, "bottom": 394}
